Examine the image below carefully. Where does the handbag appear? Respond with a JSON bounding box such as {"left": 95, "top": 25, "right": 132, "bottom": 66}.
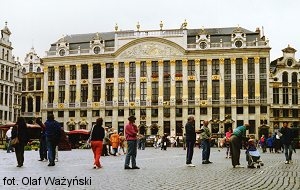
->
{"left": 11, "top": 137, "right": 19, "bottom": 146}
{"left": 11, "top": 125, "right": 19, "bottom": 146}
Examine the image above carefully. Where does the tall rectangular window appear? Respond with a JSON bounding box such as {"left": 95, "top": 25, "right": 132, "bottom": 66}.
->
{"left": 119, "top": 62, "right": 125, "bottom": 77}
{"left": 36, "top": 78, "right": 41, "bottom": 90}
{"left": 212, "top": 81, "right": 219, "bottom": 101}
{"left": 28, "top": 78, "right": 34, "bottom": 91}
{"left": 200, "top": 81, "right": 207, "bottom": 100}
{"left": 129, "top": 62, "right": 136, "bottom": 78}
{"left": 140, "top": 61, "right": 147, "bottom": 77}
{"left": 283, "top": 88, "right": 289, "bottom": 104}
{"left": 200, "top": 59, "right": 207, "bottom": 75}
{"left": 259, "top": 58, "right": 266, "bottom": 73}
{"left": 248, "top": 79, "right": 255, "bottom": 99}
{"left": 260, "top": 79, "right": 267, "bottom": 99}
{"left": 129, "top": 82, "right": 136, "bottom": 102}
{"left": 140, "top": 82, "right": 146, "bottom": 101}
{"left": 118, "top": 83, "right": 125, "bottom": 102}
{"left": 175, "top": 60, "right": 182, "bottom": 74}
{"left": 224, "top": 59, "right": 231, "bottom": 75}
{"left": 22, "top": 78, "right": 26, "bottom": 91}
{"left": 58, "top": 86, "right": 65, "bottom": 103}
{"left": 48, "top": 86, "right": 54, "bottom": 103}
{"left": 81, "top": 64, "right": 88, "bottom": 79}
{"left": 188, "top": 81, "right": 195, "bottom": 101}
{"left": 48, "top": 67, "right": 55, "bottom": 81}
{"left": 59, "top": 66, "right": 65, "bottom": 80}
{"left": 176, "top": 81, "right": 183, "bottom": 100}
{"left": 187, "top": 60, "right": 195, "bottom": 75}
{"left": 163, "top": 60, "right": 170, "bottom": 74}
{"left": 212, "top": 59, "right": 219, "bottom": 75}
{"left": 292, "top": 88, "right": 298, "bottom": 104}
{"left": 273, "top": 88, "right": 279, "bottom": 104}
{"left": 69, "top": 85, "right": 76, "bottom": 103}
{"left": 236, "top": 58, "right": 243, "bottom": 74}
{"left": 106, "top": 84, "right": 113, "bottom": 101}
{"left": 106, "top": 63, "right": 114, "bottom": 78}
{"left": 151, "top": 61, "right": 158, "bottom": 75}
{"left": 70, "top": 65, "right": 76, "bottom": 80}
{"left": 93, "top": 84, "right": 101, "bottom": 102}
{"left": 225, "top": 80, "right": 231, "bottom": 100}
{"left": 152, "top": 82, "right": 158, "bottom": 102}
{"left": 236, "top": 80, "right": 243, "bottom": 99}
{"left": 248, "top": 58, "right": 255, "bottom": 74}
{"left": 164, "top": 82, "right": 170, "bottom": 101}
{"left": 93, "top": 64, "right": 101, "bottom": 78}
{"left": 81, "top": 85, "right": 88, "bottom": 102}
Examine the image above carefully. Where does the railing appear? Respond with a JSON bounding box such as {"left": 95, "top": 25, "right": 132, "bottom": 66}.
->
{"left": 80, "top": 102, "right": 87, "bottom": 107}
{"left": 140, "top": 101, "right": 146, "bottom": 106}
{"left": 92, "top": 78, "right": 101, "bottom": 84}
{"left": 260, "top": 99, "right": 267, "bottom": 104}
{"left": 236, "top": 99, "right": 243, "bottom": 105}
{"left": 225, "top": 99, "right": 231, "bottom": 104}
{"left": 117, "top": 29, "right": 184, "bottom": 38}
{"left": 69, "top": 103, "right": 75, "bottom": 107}
{"left": 248, "top": 99, "right": 255, "bottom": 104}
{"left": 106, "top": 101, "right": 113, "bottom": 106}
{"left": 47, "top": 103, "right": 53, "bottom": 108}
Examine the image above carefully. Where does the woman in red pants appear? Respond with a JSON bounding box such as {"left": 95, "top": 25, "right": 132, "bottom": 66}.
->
{"left": 90, "top": 118, "right": 105, "bottom": 169}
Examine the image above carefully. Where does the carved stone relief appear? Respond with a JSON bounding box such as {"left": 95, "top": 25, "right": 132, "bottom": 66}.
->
{"left": 118, "top": 42, "right": 183, "bottom": 59}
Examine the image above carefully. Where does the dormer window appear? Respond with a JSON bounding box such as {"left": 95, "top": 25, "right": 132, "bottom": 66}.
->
{"left": 199, "top": 42, "right": 207, "bottom": 49}
{"left": 93, "top": 46, "right": 101, "bottom": 54}
{"left": 287, "top": 59, "right": 293, "bottom": 67}
{"left": 235, "top": 40, "right": 243, "bottom": 48}
{"left": 59, "top": 49, "right": 66, "bottom": 56}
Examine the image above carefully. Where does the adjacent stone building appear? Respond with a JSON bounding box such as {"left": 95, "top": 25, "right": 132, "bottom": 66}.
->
{"left": 0, "top": 22, "right": 22, "bottom": 126}
{"left": 42, "top": 21, "right": 271, "bottom": 138}
{"left": 269, "top": 45, "right": 300, "bottom": 135}
{"left": 21, "top": 47, "right": 44, "bottom": 123}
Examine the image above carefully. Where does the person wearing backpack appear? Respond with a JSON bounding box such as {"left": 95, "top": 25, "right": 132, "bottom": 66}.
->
{"left": 44, "top": 114, "right": 61, "bottom": 166}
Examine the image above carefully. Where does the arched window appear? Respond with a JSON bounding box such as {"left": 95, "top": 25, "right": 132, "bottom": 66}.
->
{"left": 292, "top": 72, "right": 298, "bottom": 86}
{"left": 22, "top": 68, "right": 26, "bottom": 73}
{"left": 36, "top": 67, "right": 41, "bottom": 72}
{"left": 282, "top": 72, "right": 288, "bottom": 86}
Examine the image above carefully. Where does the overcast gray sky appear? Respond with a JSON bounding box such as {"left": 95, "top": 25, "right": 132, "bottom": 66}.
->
{"left": 1, "top": 0, "right": 299, "bottom": 62}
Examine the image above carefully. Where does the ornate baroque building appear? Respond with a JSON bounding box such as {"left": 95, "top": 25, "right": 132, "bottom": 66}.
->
{"left": 0, "top": 22, "right": 22, "bottom": 125}
{"left": 42, "top": 21, "right": 270, "bottom": 138}
{"left": 269, "top": 45, "right": 300, "bottom": 134}
{"left": 21, "top": 47, "right": 44, "bottom": 123}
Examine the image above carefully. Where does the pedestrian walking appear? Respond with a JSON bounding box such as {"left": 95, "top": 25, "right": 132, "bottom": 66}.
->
{"left": 110, "top": 130, "right": 120, "bottom": 156}
{"left": 200, "top": 120, "right": 213, "bottom": 164}
{"left": 119, "top": 132, "right": 126, "bottom": 155}
{"left": 229, "top": 124, "right": 250, "bottom": 168}
{"left": 102, "top": 128, "right": 110, "bottom": 156}
{"left": 11, "top": 117, "right": 28, "bottom": 167}
{"left": 36, "top": 118, "right": 47, "bottom": 161}
{"left": 279, "top": 122, "right": 296, "bottom": 164}
{"left": 89, "top": 117, "right": 105, "bottom": 169}
{"left": 185, "top": 116, "right": 196, "bottom": 167}
{"left": 266, "top": 135, "right": 274, "bottom": 153}
{"left": 124, "top": 116, "right": 140, "bottom": 169}
{"left": 225, "top": 127, "right": 232, "bottom": 158}
{"left": 6, "top": 127, "right": 13, "bottom": 153}
{"left": 44, "top": 114, "right": 61, "bottom": 166}
{"left": 161, "top": 133, "right": 169, "bottom": 151}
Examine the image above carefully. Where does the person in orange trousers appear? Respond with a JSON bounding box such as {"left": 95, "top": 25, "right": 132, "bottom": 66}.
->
{"left": 90, "top": 118, "right": 105, "bottom": 169}
{"left": 110, "top": 130, "right": 120, "bottom": 156}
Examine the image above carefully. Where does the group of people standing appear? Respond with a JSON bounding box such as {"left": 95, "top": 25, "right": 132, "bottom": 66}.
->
{"left": 89, "top": 115, "right": 139, "bottom": 170}
{"left": 185, "top": 116, "right": 213, "bottom": 167}
{"left": 6, "top": 114, "right": 61, "bottom": 167}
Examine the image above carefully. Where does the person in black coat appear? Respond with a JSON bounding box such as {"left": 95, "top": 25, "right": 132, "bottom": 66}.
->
{"left": 185, "top": 116, "right": 196, "bottom": 167}
{"left": 11, "top": 117, "right": 28, "bottom": 167}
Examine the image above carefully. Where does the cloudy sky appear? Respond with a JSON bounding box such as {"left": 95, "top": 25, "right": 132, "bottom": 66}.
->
{"left": 1, "top": 0, "right": 299, "bottom": 62}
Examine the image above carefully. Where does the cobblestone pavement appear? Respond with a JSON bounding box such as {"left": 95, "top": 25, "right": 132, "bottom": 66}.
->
{"left": 0, "top": 147, "right": 299, "bottom": 190}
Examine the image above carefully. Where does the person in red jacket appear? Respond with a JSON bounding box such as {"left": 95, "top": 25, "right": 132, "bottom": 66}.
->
{"left": 124, "top": 116, "right": 139, "bottom": 169}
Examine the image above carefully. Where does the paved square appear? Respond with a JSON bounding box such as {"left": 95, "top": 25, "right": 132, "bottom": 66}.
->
{"left": 0, "top": 147, "right": 299, "bottom": 190}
